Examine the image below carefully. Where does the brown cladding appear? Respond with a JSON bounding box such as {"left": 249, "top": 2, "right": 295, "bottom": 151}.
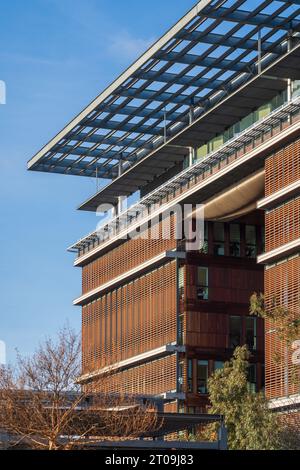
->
{"left": 265, "top": 137, "right": 300, "bottom": 197}
{"left": 82, "top": 217, "right": 177, "bottom": 294}
{"left": 85, "top": 355, "right": 177, "bottom": 396}
{"left": 264, "top": 256, "right": 300, "bottom": 399}
{"left": 82, "top": 260, "right": 177, "bottom": 374}
{"left": 265, "top": 197, "right": 300, "bottom": 252}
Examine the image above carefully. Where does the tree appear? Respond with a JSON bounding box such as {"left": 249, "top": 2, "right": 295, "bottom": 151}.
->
{"left": 0, "top": 326, "right": 160, "bottom": 450}
{"left": 206, "top": 346, "right": 280, "bottom": 450}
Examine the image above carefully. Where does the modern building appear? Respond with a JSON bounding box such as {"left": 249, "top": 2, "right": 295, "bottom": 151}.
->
{"left": 28, "top": 0, "right": 300, "bottom": 413}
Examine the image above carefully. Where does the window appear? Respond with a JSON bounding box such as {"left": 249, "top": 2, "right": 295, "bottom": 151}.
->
{"left": 229, "top": 316, "right": 242, "bottom": 349}
{"left": 196, "top": 267, "right": 208, "bottom": 300}
{"left": 214, "top": 361, "right": 224, "bottom": 371}
{"left": 178, "top": 314, "right": 184, "bottom": 345}
{"left": 213, "top": 222, "right": 225, "bottom": 256}
{"left": 187, "top": 359, "right": 193, "bottom": 393}
{"left": 199, "top": 221, "right": 208, "bottom": 254}
{"left": 245, "top": 225, "right": 257, "bottom": 258}
{"left": 178, "top": 361, "right": 184, "bottom": 393}
{"left": 247, "top": 364, "right": 257, "bottom": 393}
{"left": 178, "top": 266, "right": 184, "bottom": 299}
{"left": 197, "top": 360, "right": 208, "bottom": 394}
{"left": 229, "top": 224, "right": 240, "bottom": 257}
{"left": 246, "top": 317, "right": 257, "bottom": 351}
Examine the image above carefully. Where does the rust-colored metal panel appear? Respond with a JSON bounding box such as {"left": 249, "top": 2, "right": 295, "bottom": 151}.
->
{"left": 265, "top": 137, "right": 300, "bottom": 197}
{"left": 82, "top": 217, "right": 177, "bottom": 294}
{"left": 264, "top": 256, "right": 300, "bottom": 399}
{"left": 86, "top": 355, "right": 177, "bottom": 396}
{"left": 82, "top": 261, "right": 177, "bottom": 374}
{"left": 265, "top": 197, "right": 300, "bottom": 252}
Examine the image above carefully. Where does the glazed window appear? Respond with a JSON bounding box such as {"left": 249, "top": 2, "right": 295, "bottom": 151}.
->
{"left": 213, "top": 222, "right": 225, "bottom": 256}
{"left": 178, "top": 266, "right": 184, "bottom": 299}
{"left": 245, "top": 225, "right": 257, "bottom": 258}
{"left": 230, "top": 224, "right": 240, "bottom": 257}
{"left": 178, "top": 360, "right": 184, "bottom": 393}
{"left": 214, "top": 361, "right": 224, "bottom": 371}
{"left": 199, "top": 221, "right": 209, "bottom": 254}
{"left": 178, "top": 314, "right": 184, "bottom": 346}
{"left": 197, "top": 360, "right": 208, "bottom": 394}
{"left": 246, "top": 317, "right": 257, "bottom": 351}
{"left": 229, "top": 316, "right": 242, "bottom": 349}
{"left": 196, "top": 267, "right": 208, "bottom": 300}
{"left": 187, "top": 359, "right": 193, "bottom": 392}
{"left": 247, "top": 364, "right": 257, "bottom": 393}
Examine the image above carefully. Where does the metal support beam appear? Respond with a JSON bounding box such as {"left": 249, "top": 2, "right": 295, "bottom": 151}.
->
{"left": 83, "top": 118, "right": 164, "bottom": 136}
{"left": 114, "top": 86, "right": 203, "bottom": 106}
{"left": 175, "top": 30, "right": 283, "bottom": 54}
{"left": 132, "top": 69, "right": 224, "bottom": 90}
{"left": 200, "top": 6, "right": 300, "bottom": 31}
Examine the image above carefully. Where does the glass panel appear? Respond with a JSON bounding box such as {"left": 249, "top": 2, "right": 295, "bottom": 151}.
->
{"left": 196, "top": 144, "right": 208, "bottom": 160}
{"left": 213, "top": 222, "right": 225, "bottom": 256}
{"left": 211, "top": 134, "right": 224, "bottom": 151}
{"left": 247, "top": 364, "right": 257, "bottom": 393}
{"left": 195, "top": 87, "right": 295, "bottom": 169}
{"left": 197, "top": 267, "right": 208, "bottom": 300}
{"left": 178, "top": 266, "right": 184, "bottom": 299}
{"left": 199, "top": 221, "right": 208, "bottom": 254}
{"left": 178, "top": 314, "right": 184, "bottom": 345}
{"left": 230, "top": 223, "right": 240, "bottom": 257}
{"left": 183, "top": 155, "right": 189, "bottom": 169}
{"left": 245, "top": 225, "right": 257, "bottom": 258}
{"left": 197, "top": 267, "right": 208, "bottom": 286}
{"left": 214, "top": 361, "right": 224, "bottom": 371}
{"left": 178, "top": 361, "right": 184, "bottom": 393}
{"left": 187, "top": 359, "right": 193, "bottom": 392}
{"left": 229, "top": 316, "right": 241, "bottom": 349}
{"left": 254, "top": 102, "right": 272, "bottom": 121}
{"left": 293, "top": 80, "right": 300, "bottom": 99}
{"left": 246, "top": 317, "right": 257, "bottom": 351}
{"left": 197, "top": 360, "right": 208, "bottom": 394}
{"left": 240, "top": 112, "right": 254, "bottom": 132}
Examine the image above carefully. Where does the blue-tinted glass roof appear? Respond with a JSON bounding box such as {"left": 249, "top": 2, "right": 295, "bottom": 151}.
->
{"left": 28, "top": 0, "right": 300, "bottom": 181}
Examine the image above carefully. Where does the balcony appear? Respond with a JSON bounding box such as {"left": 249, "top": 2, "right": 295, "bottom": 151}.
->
{"left": 69, "top": 96, "right": 300, "bottom": 260}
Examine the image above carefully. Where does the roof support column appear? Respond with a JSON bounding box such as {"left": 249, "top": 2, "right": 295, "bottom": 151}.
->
{"left": 189, "top": 98, "right": 195, "bottom": 125}
{"left": 287, "top": 30, "right": 293, "bottom": 102}
{"left": 257, "top": 29, "right": 262, "bottom": 74}
{"left": 118, "top": 156, "right": 125, "bottom": 215}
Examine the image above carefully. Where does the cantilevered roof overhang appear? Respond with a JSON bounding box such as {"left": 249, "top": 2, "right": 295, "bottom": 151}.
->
{"left": 28, "top": 0, "right": 300, "bottom": 208}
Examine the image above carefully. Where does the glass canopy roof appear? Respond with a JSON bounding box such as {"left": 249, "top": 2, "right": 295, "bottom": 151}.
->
{"left": 28, "top": 0, "right": 300, "bottom": 186}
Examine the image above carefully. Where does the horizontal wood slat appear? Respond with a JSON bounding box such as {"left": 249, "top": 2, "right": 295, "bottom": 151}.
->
{"left": 85, "top": 355, "right": 177, "bottom": 396}
{"left": 265, "top": 137, "right": 300, "bottom": 197}
{"left": 82, "top": 261, "right": 177, "bottom": 374}
{"left": 82, "top": 217, "right": 176, "bottom": 294}
{"left": 265, "top": 256, "right": 300, "bottom": 399}
{"left": 265, "top": 197, "right": 300, "bottom": 252}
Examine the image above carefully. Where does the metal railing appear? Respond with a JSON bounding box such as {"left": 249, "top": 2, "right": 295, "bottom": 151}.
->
{"left": 69, "top": 96, "right": 300, "bottom": 257}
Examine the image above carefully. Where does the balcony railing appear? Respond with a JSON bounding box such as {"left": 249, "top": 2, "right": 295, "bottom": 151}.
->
{"left": 69, "top": 96, "right": 300, "bottom": 257}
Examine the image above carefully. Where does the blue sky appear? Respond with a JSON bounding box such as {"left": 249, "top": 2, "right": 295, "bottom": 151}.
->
{"left": 0, "top": 0, "right": 197, "bottom": 363}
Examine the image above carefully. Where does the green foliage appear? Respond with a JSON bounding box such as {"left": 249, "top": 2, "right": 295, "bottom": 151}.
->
{"left": 250, "top": 292, "right": 300, "bottom": 345}
{"left": 207, "top": 346, "right": 280, "bottom": 450}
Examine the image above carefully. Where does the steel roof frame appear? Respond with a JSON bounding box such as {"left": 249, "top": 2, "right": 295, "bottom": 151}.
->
{"left": 28, "top": 0, "right": 300, "bottom": 180}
